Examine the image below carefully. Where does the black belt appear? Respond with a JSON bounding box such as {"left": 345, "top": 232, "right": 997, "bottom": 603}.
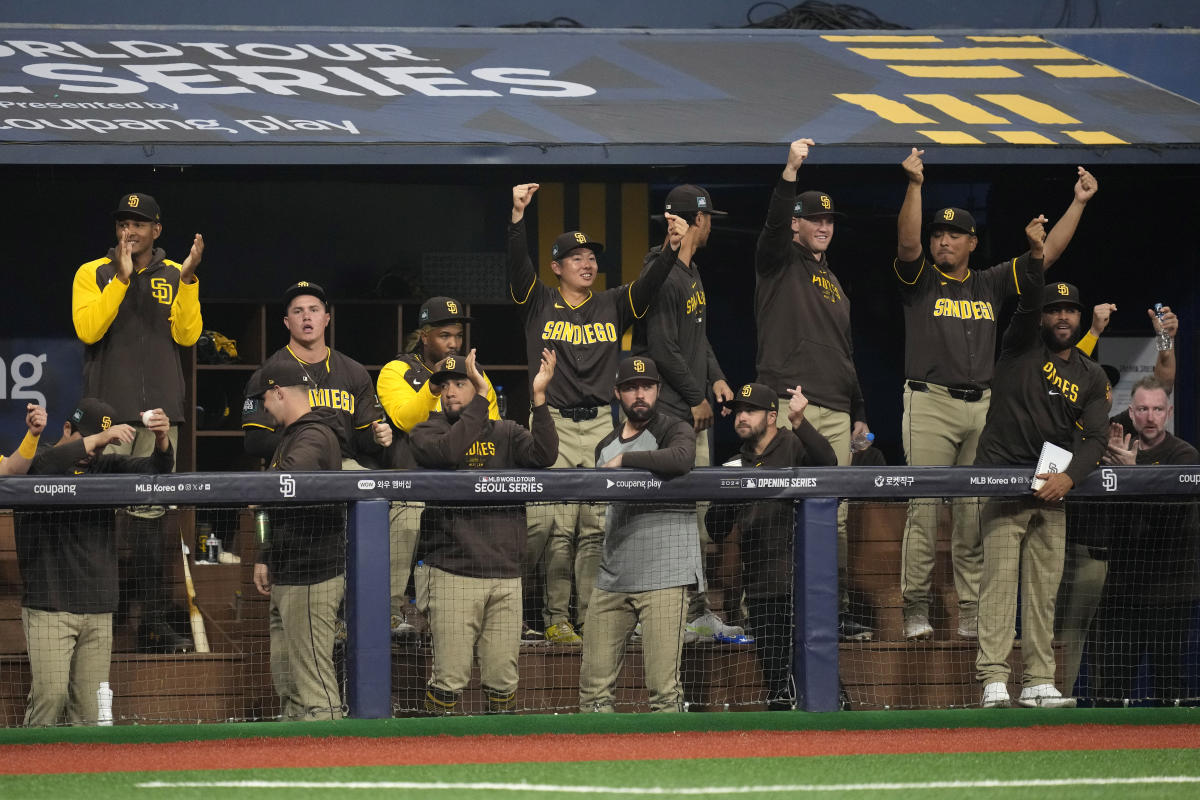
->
{"left": 906, "top": 380, "right": 984, "bottom": 403}
{"left": 556, "top": 405, "right": 600, "bottom": 422}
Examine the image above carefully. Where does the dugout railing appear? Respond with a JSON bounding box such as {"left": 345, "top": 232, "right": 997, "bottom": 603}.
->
{"left": 0, "top": 464, "right": 1197, "bottom": 723}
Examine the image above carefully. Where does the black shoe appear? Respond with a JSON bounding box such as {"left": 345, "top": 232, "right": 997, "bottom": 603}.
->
{"left": 838, "top": 617, "right": 873, "bottom": 642}
{"left": 138, "top": 620, "right": 194, "bottom": 654}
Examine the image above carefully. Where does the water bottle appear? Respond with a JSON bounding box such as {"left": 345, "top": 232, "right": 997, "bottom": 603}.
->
{"left": 1154, "top": 303, "right": 1173, "bottom": 351}
{"left": 206, "top": 533, "right": 223, "bottom": 563}
{"left": 495, "top": 385, "right": 508, "bottom": 419}
{"left": 255, "top": 509, "right": 270, "bottom": 545}
{"left": 851, "top": 431, "right": 875, "bottom": 453}
{"left": 97, "top": 682, "right": 113, "bottom": 726}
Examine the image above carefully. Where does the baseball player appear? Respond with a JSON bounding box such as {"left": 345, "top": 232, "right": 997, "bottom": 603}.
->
{"left": 579, "top": 356, "right": 700, "bottom": 713}
{"left": 243, "top": 281, "right": 391, "bottom": 469}
{"left": 896, "top": 148, "right": 1099, "bottom": 642}
{"left": 73, "top": 192, "right": 205, "bottom": 653}
{"left": 973, "top": 236, "right": 1111, "bottom": 708}
{"left": 508, "top": 183, "right": 688, "bottom": 644}
{"left": 376, "top": 296, "right": 500, "bottom": 638}
{"left": 1, "top": 403, "right": 47, "bottom": 475}
{"left": 632, "top": 183, "right": 739, "bottom": 641}
{"left": 250, "top": 360, "right": 351, "bottom": 721}
{"left": 754, "top": 138, "right": 870, "bottom": 641}
{"left": 411, "top": 348, "right": 558, "bottom": 715}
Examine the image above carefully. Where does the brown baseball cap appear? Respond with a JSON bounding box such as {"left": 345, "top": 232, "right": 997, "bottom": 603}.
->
{"left": 730, "top": 383, "right": 778, "bottom": 411}
{"left": 551, "top": 231, "right": 604, "bottom": 260}
{"left": 419, "top": 296, "right": 471, "bottom": 326}
{"left": 1043, "top": 281, "right": 1083, "bottom": 310}
{"left": 793, "top": 190, "right": 844, "bottom": 219}
{"left": 248, "top": 361, "right": 312, "bottom": 396}
{"left": 283, "top": 281, "right": 329, "bottom": 311}
{"left": 429, "top": 354, "right": 471, "bottom": 385}
{"left": 70, "top": 398, "right": 117, "bottom": 436}
{"left": 928, "top": 207, "right": 977, "bottom": 236}
{"left": 112, "top": 193, "right": 161, "bottom": 222}
{"left": 614, "top": 356, "right": 661, "bottom": 387}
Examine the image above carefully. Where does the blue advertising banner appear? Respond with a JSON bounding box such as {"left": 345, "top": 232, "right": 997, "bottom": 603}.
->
{"left": 0, "top": 26, "right": 1197, "bottom": 164}
{"left": 0, "top": 338, "right": 83, "bottom": 452}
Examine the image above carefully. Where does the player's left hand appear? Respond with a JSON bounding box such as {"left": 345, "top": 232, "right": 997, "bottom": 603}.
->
{"left": 531, "top": 348, "right": 556, "bottom": 402}
{"left": 1025, "top": 215, "right": 1048, "bottom": 259}
{"left": 1089, "top": 303, "right": 1117, "bottom": 336}
{"left": 786, "top": 385, "right": 809, "bottom": 423}
{"left": 665, "top": 212, "right": 689, "bottom": 249}
{"left": 1148, "top": 305, "right": 1178, "bottom": 338}
{"left": 253, "top": 563, "right": 272, "bottom": 596}
{"left": 372, "top": 420, "right": 392, "bottom": 448}
{"left": 179, "top": 233, "right": 204, "bottom": 283}
{"left": 712, "top": 380, "right": 734, "bottom": 404}
{"left": 1033, "top": 471, "right": 1074, "bottom": 502}
{"left": 1102, "top": 427, "right": 1137, "bottom": 466}
{"left": 1074, "top": 166, "right": 1098, "bottom": 204}
{"left": 25, "top": 403, "right": 46, "bottom": 436}
{"left": 691, "top": 399, "right": 714, "bottom": 432}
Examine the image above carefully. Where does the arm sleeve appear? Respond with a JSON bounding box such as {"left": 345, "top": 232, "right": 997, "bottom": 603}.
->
{"left": 377, "top": 360, "right": 439, "bottom": 432}
{"left": 409, "top": 396, "right": 490, "bottom": 468}
{"left": 72, "top": 261, "right": 127, "bottom": 344}
{"left": 169, "top": 272, "right": 202, "bottom": 347}
{"left": 112, "top": 442, "right": 175, "bottom": 474}
{"left": 510, "top": 403, "right": 559, "bottom": 468}
{"left": 620, "top": 420, "right": 696, "bottom": 477}
{"left": 705, "top": 340, "right": 726, "bottom": 387}
{"left": 641, "top": 272, "right": 706, "bottom": 408}
{"left": 28, "top": 439, "right": 89, "bottom": 475}
{"left": 792, "top": 419, "right": 838, "bottom": 466}
{"left": 507, "top": 219, "right": 540, "bottom": 307}
{"left": 754, "top": 178, "right": 796, "bottom": 278}
{"left": 1065, "top": 373, "right": 1113, "bottom": 487}
{"left": 626, "top": 241, "right": 679, "bottom": 319}
{"left": 481, "top": 371, "right": 501, "bottom": 421}
{"left": 999, "top": 254, "right": 1046, "bottom": 358}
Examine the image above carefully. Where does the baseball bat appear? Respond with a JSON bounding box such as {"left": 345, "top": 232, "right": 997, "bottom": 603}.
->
{"left": 180, "top": 531, "right": 211, "bottom": 653}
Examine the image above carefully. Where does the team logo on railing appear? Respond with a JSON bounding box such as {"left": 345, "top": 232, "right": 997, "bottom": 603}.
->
{"left": 1101, "top": 468, "right": 1118, "bottom": 492}
{"left": 279, "top": 474, "right": 296, "bottom": 498}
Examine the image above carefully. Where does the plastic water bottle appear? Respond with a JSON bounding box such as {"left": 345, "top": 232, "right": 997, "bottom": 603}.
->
{"left": 850, "top": 432, "right": 875, "bottom": 453}
{"left": 255, "top": 509, "right": 270, "bottom": 545}
{"left": 97, "top": 682, "right": 113, "bottom": 726}
{"left": 495, "top": 385, "right": 508, "bottom": 419}
{"left": 1154, "top": 303, "right": 1172, "bottom": 351}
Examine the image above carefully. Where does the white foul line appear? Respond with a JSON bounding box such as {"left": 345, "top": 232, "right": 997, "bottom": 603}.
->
{"left": 137, "top": 776, "right": 1200, "bottom": 793}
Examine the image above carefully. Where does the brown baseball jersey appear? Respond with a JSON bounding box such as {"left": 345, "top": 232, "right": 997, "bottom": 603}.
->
{"left": 895, "top": 252, "right": 1031, "bottom": 388}
{"left": 507, "top": 219, "right": 676, "bottom": 409}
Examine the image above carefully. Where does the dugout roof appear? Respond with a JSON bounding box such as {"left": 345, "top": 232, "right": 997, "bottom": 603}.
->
{"left": 1, "top": 25, "right": 1198, "bottom": 165}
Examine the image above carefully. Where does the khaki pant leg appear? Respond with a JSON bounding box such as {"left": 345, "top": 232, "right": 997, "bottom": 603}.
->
{"left": 975, "top": 498, "right": 1030, "bottom": 685}
{"left": 267, "top": 590, "right": 296, "bottom": 719}
{"left": 1055, "top": 542, "right": 1107, "bottom": 695}
{"left": 477, "top": 577, "right": 522, "bottom": 695}
{"left": 106, "top": 425, "right": 179, "bottom": 469}
{"left": 688, "top": 431, "right": 714, "bottom": 619}
{"left": 389, "top": 501, "right": 423, "bottom": 616}
{"left": 579, "top": 587, "right": 634, "bottom": 712}
{"left": 1021, "top": 504, "right": 1067, "bottom": 688}
{"left": 790, "top": 403, "right": 852, "bottom": 614}
{"left": 638, "top": 586, "right": 689, "bottom": 713}
{"left": 950, "top": 395, "right": 989, "bottom": 616}
{"left": 427, "top": 568, "right": 485, "bottom": 694}
{"left": 273, "top": 576, "right": 345, "bottom": 720}
{"left": 22, "top": 608, "right": 73, "bottom": 726}
{"left": 544, "top": 413, "right": 608, "bottom": 628}
{"left": 900, "top": 386, "right": 961, "bottom": 618}
{"left": 66, "top": 612, "right": 113, "bottom": 724}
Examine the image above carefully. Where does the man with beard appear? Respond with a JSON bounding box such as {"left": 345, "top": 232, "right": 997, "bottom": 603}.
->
{"left": 707, "top": 382, "right": 836, "bottom": 709}
{"left": 895, "top": 149, "right": 1097, "bottom": 642}
{"left": 410, "top": 348, "right": 557, "bottom": 715}
{"left": 579, "top": 356, "right": 698, "bottom": 713}
{"left": 973, "top": 243, "right": 1111, "bottom": 707}
{"left": 251, "top": 359, "right": 354, "bottom": 721}
{"left": 375, "top": 296, "right": 500, "bottom": 639}
{"left": 633, "top": 184, "right": 739, "bottom": 642}
{"left": 1092, "top": 377, "right": 1198, "bottom": 705}
{"left": 16, "top": 398, "right": 173, "bottom": 725}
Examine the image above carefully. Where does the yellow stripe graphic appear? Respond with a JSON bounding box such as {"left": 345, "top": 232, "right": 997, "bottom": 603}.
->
{"left": 849, "top": 46, "right": 1085, "bottom": 61}
{"left": 823, "top": 35, "right": 942, "bottom": 42}
{"left": 992, "top": 131, "right": 1057, "bottom": 144}
{"left": 916, "top": 131, "right": 985, "bottom": 144}
{"left": 888, "top": 65, "right": 1022, "bottom": 78}
{"left": 834, "top": 94, "right": 935, "bottom": 123}
{"left": 906, "top": 94, "right": 1011, "bottom": 124}
{"left": 968, "top": 35, "right": 1045, "bottom": 42}
{"left": 1063, "top": 130, "right": 1128, "bottom": 144}
{"left": 1035, "top": 64, "right": 1125, "bottom": 78}
{"left": 976, "top": 94, "right": 1080, "bottom": 124}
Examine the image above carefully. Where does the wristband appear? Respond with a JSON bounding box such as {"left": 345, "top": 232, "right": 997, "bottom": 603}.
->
{"left": 1156, "top": 338, "right": 1175, "bottom": 352}
{"left": 18, "top": 431, "right": 39, "bottom": 459}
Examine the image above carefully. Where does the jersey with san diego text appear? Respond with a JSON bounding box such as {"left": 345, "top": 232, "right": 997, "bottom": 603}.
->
{"left": 507, "top": 219, "right": 676, "bottom": 408}
{"left": 894, "top": 252, "right": 1029, "bottom": 388}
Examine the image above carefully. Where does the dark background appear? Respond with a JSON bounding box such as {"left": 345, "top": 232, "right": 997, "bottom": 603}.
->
{"left": 4, "top": 160, "right": 1196, "bottom": 464}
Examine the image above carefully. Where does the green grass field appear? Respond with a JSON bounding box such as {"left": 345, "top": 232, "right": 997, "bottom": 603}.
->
{"left": 3, "top": 709, "right": 1197, "bottom": 799}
